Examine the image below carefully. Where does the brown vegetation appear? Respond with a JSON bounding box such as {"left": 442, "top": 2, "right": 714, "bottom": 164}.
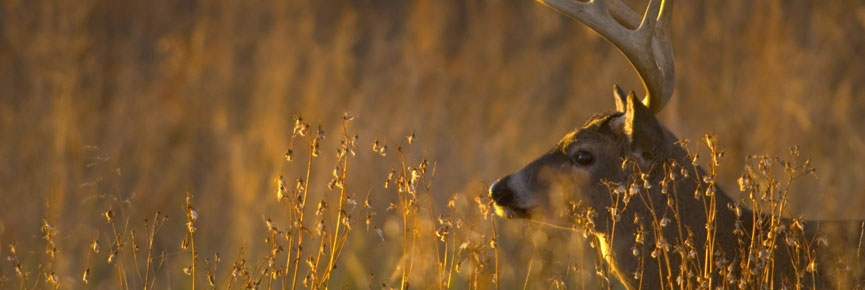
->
{"left": 1, "top": 0, "right": 864, "bottom": 288}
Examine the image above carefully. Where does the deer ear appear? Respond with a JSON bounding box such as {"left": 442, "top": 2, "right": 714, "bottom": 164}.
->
{"left": 621, "top": 91, "right": 667, "bottom": 162}
{"left": 613, "top": 84, "right": 627, "bottom": 112}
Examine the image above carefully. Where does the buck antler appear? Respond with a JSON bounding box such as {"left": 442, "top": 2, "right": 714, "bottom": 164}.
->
{"left": 538, "top": 0, "right": 675, "bottom": 113}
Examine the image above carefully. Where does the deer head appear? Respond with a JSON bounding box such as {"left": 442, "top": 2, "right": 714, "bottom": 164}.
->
{"left": 490, "top": 0, "right": 677, "bottom": 223}
{"left": 489, "top": 85, "right": 676, "bottom": 222}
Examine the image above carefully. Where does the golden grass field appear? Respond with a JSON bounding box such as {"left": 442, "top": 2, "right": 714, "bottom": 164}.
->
{"left": 1, "top": 0, "right": 865, "bottom": 289}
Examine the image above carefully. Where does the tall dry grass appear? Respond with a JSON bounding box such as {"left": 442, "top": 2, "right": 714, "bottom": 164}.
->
{"left": 1, "top": 0, "right": 864, "bottom": 288}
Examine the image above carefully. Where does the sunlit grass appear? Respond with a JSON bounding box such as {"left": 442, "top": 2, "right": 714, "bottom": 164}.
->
{"left": 1, "top": 1, "right": 864, "bottom": 289}
{"left": 3, "top": 115, "right": 860, "bottom": 289}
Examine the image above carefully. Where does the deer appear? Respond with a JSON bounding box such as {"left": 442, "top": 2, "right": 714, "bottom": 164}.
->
{"left": 489, "top": 0, "right": 865, "bottom": 289}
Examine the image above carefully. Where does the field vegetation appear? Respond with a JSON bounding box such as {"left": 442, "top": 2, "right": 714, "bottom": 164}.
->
{"left": 1, "top": 0, "right": 864, "bottom": 289}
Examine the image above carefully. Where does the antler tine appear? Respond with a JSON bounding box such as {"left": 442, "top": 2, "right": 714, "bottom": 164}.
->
{"left": 538, "top": 0, "right": 675, "bottom": 113}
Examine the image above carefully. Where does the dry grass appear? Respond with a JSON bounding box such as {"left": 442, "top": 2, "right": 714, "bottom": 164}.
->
{"left": 3, "top": 118, "right": 855, "bottom": 289}
{"left": 1, "top": 0, "right": 864, "bottom": 289}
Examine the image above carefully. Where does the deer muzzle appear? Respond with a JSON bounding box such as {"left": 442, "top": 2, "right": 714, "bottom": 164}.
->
{"left": 489, "top": 176, "right": 533, "bottom": 219}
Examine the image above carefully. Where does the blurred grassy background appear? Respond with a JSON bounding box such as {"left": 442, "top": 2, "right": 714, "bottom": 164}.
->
{"left": 1, "top": 0, "right": 865, "bottom": 288}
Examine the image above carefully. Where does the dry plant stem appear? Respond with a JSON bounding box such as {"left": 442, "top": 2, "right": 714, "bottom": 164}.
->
{"left": 747, "top": 156, "right": 777, "bottom": 287}
{"left": 629, "top": 164, "right": 667, "bottom": 287}
{"left": 860, "top": 222, "right": 865, "bottom": 263}
{"left": 522, "top": 222, "right": 536, "bottom": 290}
{"left": 395, "top": 146, "right": 414, "bottom": 289}
{"left": 264, "top": 228, "right": 278, "bottom": 290}
{"left": 491, "top": 217, "right": 500, "bottom": 290}
{"left": 320, "top": 119, "right": 354, "bottom": 284}
{"left": 122, "top": 218, "right": 132, "bottom": 290}
{"left": 107, "top": 222, "right": 122, "bottom": 289}
{"left": 700, "top": 136, "right": 720, "bottom": 287}
{"left": 416, "top": 158, "right": 444, "bottom": 289}
{"left": 282, "top": 196, "right": 295, "bottom": 290}
{"left": 444, "top": 221, "right": 455, "bottom": 289}
{"left": 151, "top": 251, "right": 167, "bottom": 290}
{"left": 83, "top": 233, "right": 94, "bottom": 287}
{"left": 675, "top": 141, "right": 716, "bottom": 286}
{"left": 142, "top": 212, "right": 165, "bottom": 290}
{"left": 227, "top": 247, "right": 247, "bottom": 290}
{"left": 311, "top": 226, "right": 325, "bottom": 286}
{"left": 106, "top": 209, "right": 131, "bottom": 290}
{"left": 185, "top": 192, "right": 197, "bottom": 290}
{"left": 144, "top": 212, "right": 164, "bottom": 290}
{"left": 40, "top": 220, "right": 57, "bottom": 290}
{"left": 398, "top": 150, "right": 410, "bottom": 289}
{"left": 290, "top": 132, "right": 315, "bottom": 290}
{"left": 130, "top": 230, "right": 143, "bottom": 285}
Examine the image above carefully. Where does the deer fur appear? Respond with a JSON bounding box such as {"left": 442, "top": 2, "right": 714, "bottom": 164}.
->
{"left": 489, "top": 86, "right": 865, "bottom": 290}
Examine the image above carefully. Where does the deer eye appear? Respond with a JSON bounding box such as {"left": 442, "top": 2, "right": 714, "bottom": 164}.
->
{"left": 573, "top": 151, "right": 594, "bottom": 166}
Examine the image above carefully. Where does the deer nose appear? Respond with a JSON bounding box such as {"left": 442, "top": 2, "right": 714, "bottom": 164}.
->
{"left": 489, "top": 176, "right": 515, "bottom": 206}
